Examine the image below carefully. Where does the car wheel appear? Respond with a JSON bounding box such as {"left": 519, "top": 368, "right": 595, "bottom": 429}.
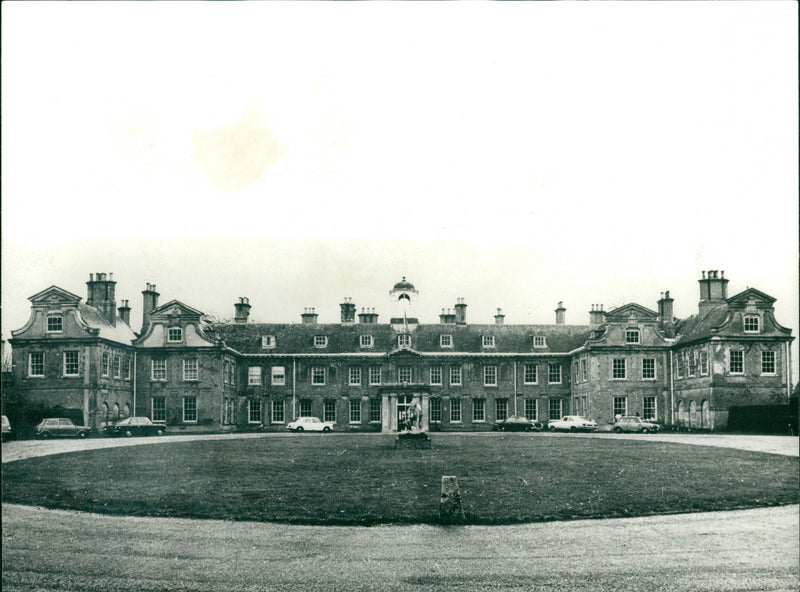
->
{"left": 125, "top": 430, "right": 133, "bottom": 437}
{"left": 155, "top": 428, "right": 164, "bottom": 437}
{"left": 549, "top": 425, "right": 556, "bottom": 432}
{"left": 323, "top": 426, "right": 331, "bottom": 432}
{"left": 641, "top": 427, "right": 650, "bottom": 434}
{"left": 296, "top": 426, "right": 304, "bottom": 432}
{"left": 570, "top": 426, "right": 577, "bottom": 432}
{"left": 40, "top": 432, "right": 51, "bottom": 439}
{"left": 613, "top": 427, "right": 623, "bottom": 434}
{"left": 78, "top": 431, "right": 88, "bottom": 438}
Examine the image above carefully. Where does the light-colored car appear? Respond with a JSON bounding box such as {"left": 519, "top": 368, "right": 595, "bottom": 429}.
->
{"left": 548, "top": 415, "right": 597, "bottom": 432}
{"left": 34, "top": 417, "right": 92, "bottom": 439}
{"left": 1, "top": 415, "right": 12, "bottom": 441}
{"left": 286, "top": 416, "right": 334, "bottom": 433}
{"left": 613, "top": 416, "right": 660, "bottom": 434}
{"left": 104, "top": 416, "right": 166, "bottom": 437}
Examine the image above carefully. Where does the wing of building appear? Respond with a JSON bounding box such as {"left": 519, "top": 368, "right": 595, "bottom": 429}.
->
{"left": 7, "top": 271, "right": 794, "bottom": 433}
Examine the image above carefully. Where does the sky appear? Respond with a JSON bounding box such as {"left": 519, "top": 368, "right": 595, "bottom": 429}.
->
{"left": 2, "top": 2, "right": 798, "bottom": 380}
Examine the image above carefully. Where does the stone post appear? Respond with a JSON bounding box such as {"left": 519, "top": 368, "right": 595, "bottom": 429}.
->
{"left": 439, "top": 476, "right": 465, "bottom": 523}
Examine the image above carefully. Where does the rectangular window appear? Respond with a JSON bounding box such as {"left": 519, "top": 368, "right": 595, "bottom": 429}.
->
{"left": 248, "top": 399, "right": 262, "bottom": 423}
{"left": 312, "top": 366, "right": 326, "bottom": 385}
{"left": 152, "top": 396, "right": 166, "bottom": 422}
{"left": 744, "top": 316, "right": 760, "bottom": 333}
{"left": 612, "top": 358, "right": 626, "bottom": 380}
{"left": 643, "top": 396, "right": 657, "bottom": 421}
{"left": 102, "top": 352, "right": 110, "bottom": 377}
{"left": 523, "top": 363, "right": 537, "bottom": 384}
{"left": 430, "top": 398, "right": 442, "bottom": 422}
{"left": 63, "top": 351, "right": 79, "bottom": 376}
{"left": 548, "top": 363, "right": 562, "bottom": 384}
{"left": 613, "top": 396, "right": 628, "bottom": 418}
{"left": 271, "top": 366, "right": 285, "bottom": 386}
{"left": 248, "top": 366, "right": 262, "bottom": 386}
{"left": 496, "top": 399, "right": 508, "bottom": 421}
{"left": 581, "top": 358, "right": 588, "bottom": 382}
{"left": 761, "top": 351, "right": 776, "bottom": 375}
{"left": 370, "top": 399, "right": 381, "bottom": 422}
{"left": 642, "top": 358, "right": 656, "bottom": 380}
{"left": 47, "top": 315, "right": 63, "bottom": 332}
{"left": 729, "top": 350, "right": 744, "bottom": 374}
{"left": 261, "top": 335, "right": 276, "bottom": 349}
{"left": 689, "top": 353, "right": 698, "bottom": 377}
{"left": 676, "top": 355, "right": 685, "bottom": 379}
{"left": 349, "top": 399, "right": 361, "bottom": 423}
{"left": 533, "top": 336, "right": 546, "bottom": 348}
{"left": 483, "top": 365, "right": 497, "bottom": 386}
{"left": 349, "top": 366, "right": 362, "bottom": 386}
{"left": 151, "top": 359, "right": 166, "bottom": 381}
{"left": 450, "top": 399, "right": 462, "bottom": 422}
{"left": 324, "top": 399, "right": 337, "bottom": 423}
{"left": 168, "top": 327, "right": 183, "bottom": 342}
{"left": 700, "top": 351, "right": 709, "bottom": 376}
{"left": 272, "top": 400, "right": 285, "bottom": 423}
{"left": 450, "top": 366, "right": 462, "bottom": 386}
{"left": 123, "top": 357, "right": 131, "bottom": 380}
{"left": 183, "top": 396, "right": 197, "bottom": 423}
{"left": 300, "top": 399, "right": 312, "bottom": 417}
{"left": 398, "top": 334, "right": 411, "bottom": 348}
{"left": 369, "top": 366, "right": 382, "bottom": 385}
{"left": 525, "top": 398, "right": 538, "bottom": 421}
{"left": 398, "top": 365, "right": 413, "bottom": 383}
{"left": 482, "top": 335, "right": 495, "bottom": 348}
{"left": 548, "top": 399, "right": 562, "bottom": 420}
{"left": 360, "top": 335, "right": 373, "bottom": 348}
{"left": 183, "top": 359, "right": 198, "bottom": 381}
{"left": 430, "top": 366, "right": 442, "bottom": 385}
{"left": 314, "top": 336, "right": 328, "bottom": 348}
{"left": 625, "top": 329, "right": 640, "bottom": 344}
{"left": 440, "top": 334, "right": 452, "bottom": 348}
{"left": 472, "top": 399, "right": 485, "bottom": 422}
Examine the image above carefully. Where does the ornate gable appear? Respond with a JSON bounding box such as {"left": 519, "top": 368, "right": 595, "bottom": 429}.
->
{"left": 149, "top": 299, "right": 205, "bottom": 321}
{"left": 726, "top": 288, "right": 776, "bottom": 308}
{"left": 28, "top": 285, "right": 82, "bottom": 305}
{"left": 605, "top": 303, "right": 659, "bottom": 323}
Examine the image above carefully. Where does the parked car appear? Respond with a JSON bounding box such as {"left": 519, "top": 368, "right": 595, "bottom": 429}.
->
{"left": 35, "top": 417, "right": 92, "bottom": 439}
{"left": 104, "top": 416, "right": 166, "bottom": 437}
{"left": 613, "top": 416, "right": 660, "bottom": 434}
{"left": 548, "top": 415, "right": 598, "bottom": 432}
{"left": 494, "top": 416, "right": 543, "bottom": 432}
{"left": 286, "top": 416, "right": 334, "bottom": 432}
{"left": 1, "top": 415, "right": 12, "bottom": 441}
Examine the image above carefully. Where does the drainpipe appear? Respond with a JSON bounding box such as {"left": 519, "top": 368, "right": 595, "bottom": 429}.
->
{"left": 292, "top": 357, "right": 297, "bottom": 420}
{"left": 669, "top": 350, "right": 674, "bottom": 427}
{"left": 513, "top": 361, "right": 518, "bottom": 416}
{"left": 786, "top": 341, "right": 792, "bottom": 401}
{"left": 133, "top": 351, "right": 137, "bottom": 416}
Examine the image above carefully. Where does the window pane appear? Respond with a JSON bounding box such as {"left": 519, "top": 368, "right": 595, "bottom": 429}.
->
{"left": 349, "top": 399, "right": 361, "bottom": 423}
{"left": 324, "top": 399, "right": 336, "bottom": 422}
{"left": 525, "top": 398, "right": 537, "bottom": 420}
{"left": 370, "top": 399, "right": 381, "bottom": 422}
{"left": 450, "top": 399, "right": 461, "bottom": 422}
{"left": 152, "top": 397, "right": 166, "bottom": 422}
{"left": 272, "top": 400, "right": 285, "bottom": 423}
{"left": 496, "top": 399, "right": 508, "bottom": 421}
{"left": 472, "top": 399, "right": 485, "bottom": 422}
{"left": 430, "top": 398, "right": 442, "bottom": 422}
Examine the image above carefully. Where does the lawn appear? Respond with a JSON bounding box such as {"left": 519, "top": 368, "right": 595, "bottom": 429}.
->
{"left": 2, "top": 434, "right": 797, "bottom": 525}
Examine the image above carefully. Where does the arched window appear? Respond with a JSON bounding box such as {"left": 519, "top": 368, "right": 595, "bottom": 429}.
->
{"left": 701, "top": 400, "right": 710, "bottom": 429}
{"left": 113, "top": 403, "right": 120, "bottom": 421}
{"left": 689, "top": 400, "right": 697, "bottom": 428}
{"left": 677, "top": 400, "right": 685, "bottom": 427}
{"left": 102, "top": 402, "right": 109, "bottom": 426}
{"left": 123, "top": 403, "right": 130, "bottom": 418}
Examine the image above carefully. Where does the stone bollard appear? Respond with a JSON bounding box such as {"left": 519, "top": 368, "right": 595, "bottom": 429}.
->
{"left": 439, "top": 476, "right": 465, "bottom": 523}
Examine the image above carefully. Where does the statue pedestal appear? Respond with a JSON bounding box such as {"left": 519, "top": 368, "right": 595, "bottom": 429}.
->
{"left": 394, "top": 431, "right": 431, "bottom": 449}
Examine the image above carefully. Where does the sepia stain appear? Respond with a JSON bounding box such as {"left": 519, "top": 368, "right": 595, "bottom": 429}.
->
{"left": 193, "top": 105, "right": 286, "bottom": 193}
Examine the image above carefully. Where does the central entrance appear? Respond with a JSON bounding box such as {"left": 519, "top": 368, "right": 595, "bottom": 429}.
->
{"left": 380, "top": 388, "right": 431, "bottom": 433}
{"left": 397, "top": 395, "right": 414, "bottom": 427}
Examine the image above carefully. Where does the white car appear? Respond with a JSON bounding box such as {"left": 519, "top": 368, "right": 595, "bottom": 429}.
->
{"left": 286, "top": 416, "right": 335, "bottom": 433}
{"left": 548, "top": 415, "right": 597, "bottom": 432}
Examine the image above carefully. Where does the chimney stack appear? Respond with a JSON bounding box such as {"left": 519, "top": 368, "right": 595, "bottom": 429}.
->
{"left": 698, "top": 269, "right": 729, "bottom": 312}
{"left": 358, "top": 308, "right": 379, "bottom": 324}
{"left": 301, "top": 307, "right": 318, "bottom": 324}
{"left": 494, "top": 308, "right": 505, "bottom": 326}
{"left": 86, "top": 272, "right": 118, "bottom": 327}
{"left": 117, "top": 300, "right": 131, "bottom": 326}
{"left": 141, "top": 283, "right": 160, "bottom": 334}
{"left": 658, "top": 291, "right": 674, "bottom": 323}
{"left": 439, "top": 308, "right": 456, "bottom": 324}
{"left": 454, "top": 298, "right": 467, "bottom": 325}
{"left": 340, "top": 297, "right": 356, "bottom": 324}
{"left": 589, "top": 304, "right": 606, "bottom": 325}
{"left": 234, "top": 297, "right": 251, "bottom": 324}
{"left": 555, "top": 301, "right": 566, "bottom": 325}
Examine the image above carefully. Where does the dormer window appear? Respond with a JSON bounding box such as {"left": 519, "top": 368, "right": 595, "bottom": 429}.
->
{"left": 360, "top": 335, "right": 374, "bottom": 348}
{"left": 625, "top": 329, "right": 640, "bottom": 344}
{"left": 47, "top": 314, "right": 63, "bottom": 333}
{"left": 440, "top": 334, "right": 452, "bottom": 348}
{"left": 261, "top": 335, "right": 276, "bottom": 349}
{"left": 398, "top": 334, "right": 411, "bottom": 348}
{"left": 168, "top": 327, "right": 183, "bottom": 342}
{"left": 314, "top": 335, "right": 328, "bottom": 348}
{"left": 533, "top": 336, "right": 547, "bottom": 348}
{"left": 482, "top": 335, "right": 495, "bottom": 348}
{"left": 744, "top": 315, "right": 760, "bottom": 333}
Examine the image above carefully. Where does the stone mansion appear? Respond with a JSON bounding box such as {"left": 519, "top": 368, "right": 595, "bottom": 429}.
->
{"left": 8, "top": 271, "right": 794, "bottom": 433}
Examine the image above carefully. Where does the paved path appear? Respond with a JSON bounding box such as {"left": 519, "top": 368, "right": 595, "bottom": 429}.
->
{"left": 2, "top": 433, "right": 798, "bottom": 591}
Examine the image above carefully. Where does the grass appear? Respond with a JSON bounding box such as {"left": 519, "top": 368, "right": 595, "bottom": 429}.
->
{"left": 2, "top": 434, "right": 797, "bottom": 525}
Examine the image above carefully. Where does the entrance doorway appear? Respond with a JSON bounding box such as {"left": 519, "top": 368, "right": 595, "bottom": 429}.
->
{"left": 397, "top": 395, "right": 413, "bottom": 427}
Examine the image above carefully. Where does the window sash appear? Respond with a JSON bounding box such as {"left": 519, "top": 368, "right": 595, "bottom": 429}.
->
{"left": 151, "top": 359, "right": 166, "bottom": 381}
{"left": 625, "top": 329, "right": 640, "bottom": 344}
{"left": 324, "top": 400, "right": 336, "bottom": 422}
{"left": 398, "top": 334, "right": 411, "bottom": 348}
{"left": 430, "top": 366, "right": 442, "bottom": 385}
{"left": 548, "top": 364, "right": 562, "bottom": 384}
{"left": 450, "top": 399, "right": 462, "bottom": 422}
{"left": 472, "top": 399, "right": 485, "bottom": 422}
{"left": 613, "top": 397, "right": 628, "bottom": 417}
{"left": 482, "top": 336, "right": 495, "bottom": 347}
{"left": 369, "top": 366, "right": 382, "bottom": 385}
{"left": 349, "top": 366, "right": 361, "bottom": 386}
{"left": 369, "top": 399, "right": 382, "bottom": 422}
{"left": 360, "top": 335, "right": 373, "bottom": 348}
{"left": 63, "top": 352, "right": 79, "bottom": 376}
{"left": 525, "top": 398, "right": 537, "bottom": 421}
{"left": 612, "top": 359, "right": 626, "bottom": 380}
{"left": 152, "top": 397, "right": 166, "bottom": 422}
{"left": 349, "top": 399, "right": 361, "bottom": 423}
{"left": 102, "top": 353, "right": 110, "bottom": 376}
{"left": 261, "top": 335, "right": 276, "bottom": 349}
{"left": 248, "top": 399, "right": 262, "bottom": 423}
{"left": 168, "top": 327, "right": 183, "bottom": 342}
{"left": 271, "top": 366, "right": 286, "bottom": 385}
{"left": 299, "top": 399, "right": 312, "bottom": 417}
{"left": 183, "top": 397, "right": 197, "bottom": 423}
{"left": 642, "top": 358, "right": 656, "bottom": 380}
{"left": 729, "top": 351, "right": 744, "bottom": 374}
{"left": 183, "top": 359, "right": 198, "bottom": 381}
{"left": 496, "top": 399, "right": 508, "bottom": 421}
{"left": 761, "top": 351, "right": 776, "bottom": 374}
{"left": 271, "top": 400, "right": 285, "bottom": 423}
{"left": 47, "top": 315, "right": 63, "bottom": 332}
{"left": 440, "top": 335, "right": 452, "bottom": 348}
{"left": 398, "top": 366, "right": 413, "bottom": 383}
{"left": 744, "top": 316, "right": 760, "bottom": 333}
{"left": 643, "top": 397, "right": 657, "bottom": 421}
{"left": 248, "top": 366, "right": 262, "bottom": 385}
{"left": 450, "top": 366, "right": 462, "bottom": 385}
{"left": 314, "top": 336, "right": 328, "bottom": 348}
{"left": 523, "top": 364, "right": 537, "bottom": 384}
{"left": 483, "top": 366, "right": 497, "bottom": 386}
{"left": 312, "top": 367, "right": 326, "bottom": 385}
{"left": 430, "top": 398, "right": 442, "bottom": 422}
{"left": 548, "top": 399, "right": 562, "bottom": 420}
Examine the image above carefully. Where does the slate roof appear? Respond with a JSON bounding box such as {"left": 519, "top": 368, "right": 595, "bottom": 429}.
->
{"left": 77, "top": 303, "right": 138, "bottom": 345}
{"left": 214, "top": 322, "right": 594, "bottom": 355}
{"left": 674, "top": 304, "right": 730, "bottom": 344}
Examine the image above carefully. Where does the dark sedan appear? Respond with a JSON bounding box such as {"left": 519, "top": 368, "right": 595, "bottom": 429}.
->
{"left": 104, "top": 417, "right": 166, "bottom": 437}
{"left": 494, "top": 416, "right": 543, "bottom": 432}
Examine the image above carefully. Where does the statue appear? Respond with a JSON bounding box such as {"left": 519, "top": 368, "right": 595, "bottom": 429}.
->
{"left": 400, "top": 400, "right": 423, "bottom": 432}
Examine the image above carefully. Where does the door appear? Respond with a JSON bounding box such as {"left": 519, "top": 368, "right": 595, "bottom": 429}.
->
{"left": 397, "top": 395, "right": 413, "bottom": 428}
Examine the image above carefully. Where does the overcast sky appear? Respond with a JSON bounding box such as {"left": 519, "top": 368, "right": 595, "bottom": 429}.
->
{"left": 2, "top": 2, "right": 797, "bottom": 380}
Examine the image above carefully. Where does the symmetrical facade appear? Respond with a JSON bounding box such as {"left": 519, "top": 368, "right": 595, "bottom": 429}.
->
{"left": 9, "top": 271, "right": 793, "bottom": 433}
